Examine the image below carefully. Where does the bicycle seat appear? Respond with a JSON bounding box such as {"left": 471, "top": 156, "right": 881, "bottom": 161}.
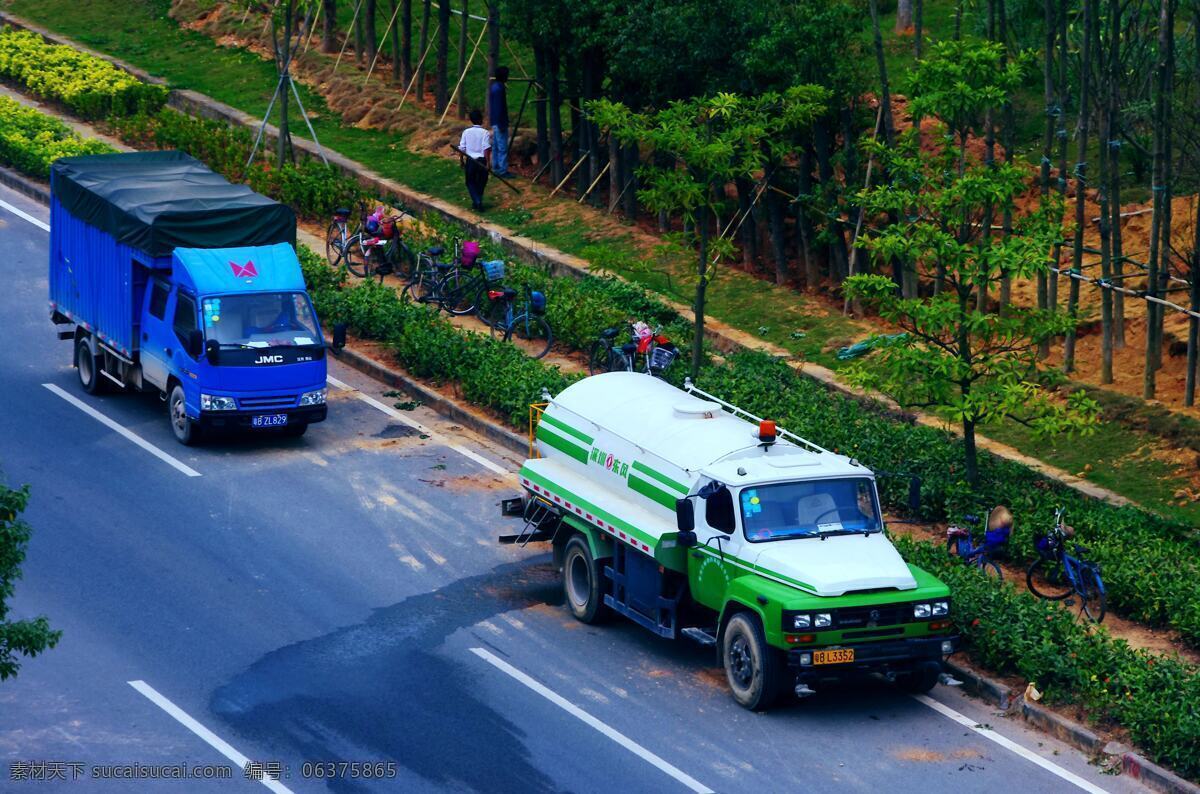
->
{"left": 621, "top": 342, "right": 638, "bottom": 354}
{"left": 600, "top": 328, "right": 619, "bottom": 339}
{"left": 502, "top": 287, "right": 518, "bottom": 300}
{"left": 947, "top": 526, "right": 970, "bottom": 539}
{"left": 426, "top": 246, "right": 445, "bottom": 257}
{"left": 334, "top": 207, "right": 351, "bottom": 216}
{"left": 434, "top": 261, "right": 456, "bottom": 270}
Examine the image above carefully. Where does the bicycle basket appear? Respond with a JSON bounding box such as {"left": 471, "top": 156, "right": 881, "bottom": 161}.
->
{"left": 1034, "top": 533, "right": 1057, "bottom": 558}
{"left": 983, "top": 525, "right": 1011, "bottom": 548}
{"left": 648, "top": 345, "right": 677, "bottom": 373}
{"left": 380, "top": 217, "right": 396, "bottom": 238}
{"left": 483, "top": 259, "right": 506, "bottom": 282}
{"left": 530, "top": 290, "right": 547, "bottom": 314}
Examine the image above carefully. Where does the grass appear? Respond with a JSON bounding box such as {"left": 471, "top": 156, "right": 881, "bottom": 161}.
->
{"left": 7, "top": 0, "right": 1198, "bottom": 521}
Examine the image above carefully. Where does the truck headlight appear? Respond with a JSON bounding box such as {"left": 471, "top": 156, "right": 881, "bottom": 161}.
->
{"left": 299, "top": 388, "right": 327, "bottom": 406}
{"left": 814, "top": 613, "right": 832, "bottom": 628}
{"left": 200, "top": 393, "right": 237, "bottom": 411}
{"left": 931, "top": 600, "right": 949, "bottom": 617}
{"left": 792, "top": 614, "right": 811, "bottom": 630}
{"left": 913, "top": 603, "right": 932, "bottom": 619}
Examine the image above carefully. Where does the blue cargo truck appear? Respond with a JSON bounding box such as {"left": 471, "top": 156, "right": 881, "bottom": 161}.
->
{"left": 49, "top": 151, "right": 328, "bottom": 443}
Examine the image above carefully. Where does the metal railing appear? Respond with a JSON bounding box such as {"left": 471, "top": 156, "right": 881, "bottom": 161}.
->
{"left": 682, "top": 379, "right": 832, "bottom": 456}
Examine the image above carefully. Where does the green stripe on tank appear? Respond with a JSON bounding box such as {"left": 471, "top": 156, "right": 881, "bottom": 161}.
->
{"left": 536, "top": 427, "right": 589, "bottom": 464}
{"left": 539, "top": 414, "right": 594, "bottom": 444}
{"left": 627, "top": 473, "right": 679, "bottom": 511}
{"left": 631, "top": 460, "right": 688, "bottom": 495}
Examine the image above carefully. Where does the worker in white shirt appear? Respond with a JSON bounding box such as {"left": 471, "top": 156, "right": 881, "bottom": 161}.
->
{"left": 458, "top": 109, "right": 491, "bottom": 211}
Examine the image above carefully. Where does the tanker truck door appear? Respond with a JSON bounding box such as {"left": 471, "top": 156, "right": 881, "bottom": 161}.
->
{"left": 688, "top": 482, "right": 743, "bottom": 612}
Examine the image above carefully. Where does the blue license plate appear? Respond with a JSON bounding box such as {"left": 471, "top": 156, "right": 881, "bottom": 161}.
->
{"left": 251, "top": 414, "right": 288, "bottom": 428}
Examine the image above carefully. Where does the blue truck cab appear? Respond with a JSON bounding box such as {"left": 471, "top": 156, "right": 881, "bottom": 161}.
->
{"left": 48, "top": 151, "right": 328, "bottom": 444}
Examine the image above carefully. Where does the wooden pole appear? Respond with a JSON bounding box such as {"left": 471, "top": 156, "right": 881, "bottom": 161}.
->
{"left": 439, "top": 23, "right": 487, "bottom": 124}
{"left": 549, "top": 154, "right": 587, "bottom": 198}
{"left": 395, "top": 22, "right": 439, "bottom": 111}
{"left": 362, "top": 0, "right": 405, "bottom": 85}
{"left": 334, "top": 0, "right": 366, "bottom": 73}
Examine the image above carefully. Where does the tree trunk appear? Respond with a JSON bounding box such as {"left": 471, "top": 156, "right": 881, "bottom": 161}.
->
{"left": 1037, "top": 0, "right": 1055, "bottom": 352}
{"left": 692, "top": 212, "right": 709, "bottom": 382}
{"left": 998, "top": 0, "right": 1014, "bottom": 313}
{"left": 1063, "top": 0, "right": 1095, "bottom": 374}
{"left": 735, "top": 177, "right": 758, "bottom": 269}
{"left": 1095, "top": 0, "right": 1113, "bottom": 384}
{"left": 275, "top": 4, "right": 293, "bottom": 168}
{"left": 456, "top": 0, "right": 468, "bottom": 118}
{"left": 954, "top": 0, "right": 964, "bottom": 40}
{"left": 354, "top": 0, "right": 365, "bottom": 64}
{"left": 914, "top": 0, "right": 924, "bottom": 58}
{"left": 1188, "top": 191, "right": 1200, "bottom": 405}
{"left": 321, "top": 0, "right": 337, "bottom": 53}
{"left": 1144, "top": 0, "right": 1174, "bottom": 397}
{"left": 487, "top": 2, "right": 500, "bottom": 80}
{"left": 1108, "top": 0, "right": 1124, "bottom": 347}
{"left": 896, "top": 0, "right": 913, "bottom": 31}
{"left": 400, "top": 0, "right": 412, "bottom": 82}
{"left": 623, "top": 141, "right": 639, "bottom": 218}
{"left": 1049, "top": 0, "right": 1069, "bottom": 317}
{"left": 416, "top": 0, "right": 431, "bottom": 100}
{"left": 1154, "top": 4, "right": 1175, "bottom": 371}
{"left": 766, "top": 184, "right": 789, "bottom": 285}
{"left": 980, "top": 0, "right": 997, "bottom": 314}
{"left": 364, "top": 0, "right": 378, "bottom": 68}
{"left": 435, "top": 0, "right": 450, "bottom": 114}
{"left": 609, "top": 131, "right": 621, "bottom": 212}
{"left": 869, "top": 0, "right": 897, "bottom": 147}
{"left": 814, "top": 118, "right": 849, "bottom": 283}
{"left": 798, "top": 148, "right": 820, "bottom": 291}
{"left": 390, "top": 0, "right": 402, "bottom": 83}
{"left": 546, "top": 47, "right": 564, "bottom": 185}
{"left": 533, "top": 45, "right": 549, "bottom": 173}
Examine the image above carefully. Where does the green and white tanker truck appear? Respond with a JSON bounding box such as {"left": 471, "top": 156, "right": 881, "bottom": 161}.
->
{"left": 502, "top": 372, "right": 959, "bottom": 709}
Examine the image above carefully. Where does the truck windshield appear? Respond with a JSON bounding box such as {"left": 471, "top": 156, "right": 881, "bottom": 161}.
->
{"left": 202, "top": 293, "right": 320, "bottom": 349}
{"left": 740, "top": 478, "right": 881, "bottom": 542}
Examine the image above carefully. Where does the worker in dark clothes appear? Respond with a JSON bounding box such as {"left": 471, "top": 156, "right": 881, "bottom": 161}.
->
{"left": 488, "top": 66, "right": 512, "bottom": 178}
{"left": 458, "top": 109, "right": 491, "bottom": 211}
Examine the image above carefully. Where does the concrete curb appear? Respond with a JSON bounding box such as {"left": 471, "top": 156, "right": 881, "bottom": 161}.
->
{"left": 944, "top": 659, "right": 1199, "bottom": 794}
{"left": 325, "top": 340, "right": 528, "bottom": 457}
{"left": 0, "top": 164, "right": 49, "bottom": 204}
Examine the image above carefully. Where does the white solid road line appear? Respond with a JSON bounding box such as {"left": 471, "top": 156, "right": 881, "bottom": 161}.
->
{"left": 0, "top": 197, "right": 49, "bottom": 231}
{"left": 470, "top": 647, "right": 714, "bottom": 794}
{"left": 42, "top": 384, "right": 202, "bottom": 477}
{"left": 330, "top": 375, "right": 509, "bottom": 475}
{"left": 128, "top": 681, "right": 293, "bottom": 794}
{"left": 913, "top": 694, "right": 1110, "bottom": 794}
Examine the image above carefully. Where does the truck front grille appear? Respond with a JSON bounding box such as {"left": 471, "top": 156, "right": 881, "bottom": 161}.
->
{"left": 832, "top": 604, "right": 911, "bottom": 628}
{"left": 238, "top": 395, "right": 298, "bottom": 410}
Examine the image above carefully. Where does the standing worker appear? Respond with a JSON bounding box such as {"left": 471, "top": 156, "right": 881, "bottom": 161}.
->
{"left": 489, "top": 66, "right": 512, "bottom": 178}
{"left": 458, "top": 109, "right": 491, "bottom": 211}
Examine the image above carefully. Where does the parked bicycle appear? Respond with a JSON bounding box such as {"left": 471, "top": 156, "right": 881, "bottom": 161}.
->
{"left": 483, "top": 283, "right": 553, "bottom": 359}
{"left": 325, "top": 204, "right": 357, "bottom": 268}
{"left": 588, "top": 327, "right": 637, "bottom": 374}
{"left": 1026, "top": 507, "right": 1106, "bottom": 622}
{"left": 945, "top": 506, "right": 1010, "bottom": 580}
{"left": 403, "top": 242, "right": 493, "bottom": 315}
{"left": 632, "top": 321, "right": 678, "bottom": 378}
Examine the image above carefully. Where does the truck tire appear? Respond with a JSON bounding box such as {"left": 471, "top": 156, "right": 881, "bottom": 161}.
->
{"left": 168, "top": 384, "right": 200, "bottom": 446}
{"left": 562, "top": 536, "right": 609, "bottom": 624}
{"left": 722, "top": 612, "right": 784, "bottom": 710}
{"left": 75, "top": 337, "right": 103, "bottom": 394}
{"left": 282, "top": 422, "right": 308, "bottom": 437}
{"left": 898, "top": 661, "right": 941, "bottom": 694}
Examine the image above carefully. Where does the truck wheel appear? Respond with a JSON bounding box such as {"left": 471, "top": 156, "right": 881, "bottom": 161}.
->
{"left": 898, "top": 662, "right": 941, "bottom": 694}
{"left": 562, "top": 536, "right": 609, "bottom": 624}
{"left": 75, "top": 337, "right": 103, "bottom": 394}
{"left": 282, "top": 422, "right": 308, "bottom": 437}
{"left": 168, "top": 384, "right": 200, "bottom": 446}
{"left": 722, "top": 612, "right": 784, "bottom": 710}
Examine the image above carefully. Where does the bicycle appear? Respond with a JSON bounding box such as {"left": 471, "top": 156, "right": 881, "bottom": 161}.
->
{"left": 1026, "top": 508, "right": 1107, "bottom": 622}
{"left": 637, "top": 324, "right": 678, "bottom": 379}
{"left": 343, "top": 208, "right": 414, "bottom": 282}
{"left": 325, "top": 205, "right": 356, "bottom": 268}
{"left": 945, "top": 510, "right": 1007, "bottom": 580}
{"left": 588, "top": 327, "right": 637, "bottom": 375}
{"left": 483, "top": 284, "right": 553, "bottom": 359}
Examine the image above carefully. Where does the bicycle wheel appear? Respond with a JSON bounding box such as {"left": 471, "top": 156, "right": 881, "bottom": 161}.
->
{"left": 1026, "top": 557, "right": 1073, "bottom": 600}
{"left": 979, "top": 559, "right": 1003, "bottom": 581}
{"left": 325, "top": 220, "right": 347, "bottom": 266}
{"left": 401, "top": 271, "right": 436, "bottom": 304}
{"left": 511, "top": 313, "right": 553, "bottom": 359}
{"left": 485, "top": 300, "right": 510, "bottom": 338}
{"left": 396, "top": 239, "right": 417, "bottom": 281}
{"left": 1077, "top": 566, "right": 1107, "bottom": 623}
{"left": 439, "top": 273, "right": 479, "bottom": 315}
{"left": 343, "top": 235, "right": 370, "bottom": 279}
{"left": 587, "top": 341, "right": 612, "bottom": 375}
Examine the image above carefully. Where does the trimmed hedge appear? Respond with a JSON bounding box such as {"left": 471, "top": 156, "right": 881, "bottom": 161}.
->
{"left": 899, "top": 536, "right": 1199, "bottom": 780}
{"left": 0, "top": 27, "right": 167, "bottom": 119}
{"left": 0, "top": 96, "right": 114, "bottom": 178}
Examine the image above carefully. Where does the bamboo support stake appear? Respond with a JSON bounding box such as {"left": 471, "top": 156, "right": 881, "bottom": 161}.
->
{"left": 438, "top": 23, "right": 488, "bottom": 125}
{"left": 302, "top": 0, "right": 323, "bottom": 53}
{"left": 578, "top": 161, "right": 611, "bottom": 203}
{"left": 333, "top": 0, "right": 366, "bottom": 73}
{"left": 395, "top": 23, "right": 439, "bottom": 111}
{"left": 502, "top": 34, "right": 531, "bottom": 79}
{"left": 363, "top": 0, "right": 406, "bottom": 85}
{"left": 549, "top": 154, "right": 588, "bottom": 198}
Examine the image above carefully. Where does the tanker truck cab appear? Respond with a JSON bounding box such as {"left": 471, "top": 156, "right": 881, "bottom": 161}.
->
{"left": 506, "top": 372, "right": 958, "bottom": 710}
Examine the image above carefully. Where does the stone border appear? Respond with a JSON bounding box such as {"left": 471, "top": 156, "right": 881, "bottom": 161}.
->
{"left": 945, "top": 659, "right": 1199, "bottom": 794}
{"left": 2, "top": 157, "right": 1196, "bottom": 794}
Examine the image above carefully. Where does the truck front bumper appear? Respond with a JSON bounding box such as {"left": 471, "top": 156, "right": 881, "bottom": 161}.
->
{"left": 787, "top": 635, "right": 959, "bottom": 674}
{"left": 196, "top": 405, "right": 328, "bottom": 430}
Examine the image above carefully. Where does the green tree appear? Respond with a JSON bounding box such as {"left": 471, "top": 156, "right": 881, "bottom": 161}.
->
{"left": 843, "top": 129, "right": 1100, "bottom": 487}
{"left": 1, "top": 481, "right": 60, "bottom": 681}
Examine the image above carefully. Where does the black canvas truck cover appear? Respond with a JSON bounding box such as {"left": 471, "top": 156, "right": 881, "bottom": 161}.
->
{"left": 50, "top": 151, "right": 295, "bottom": 258}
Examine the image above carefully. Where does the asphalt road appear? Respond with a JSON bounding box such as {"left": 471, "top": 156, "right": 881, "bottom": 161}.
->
{"left": 0, "top": 182, "right": 1145, "bottom": 794}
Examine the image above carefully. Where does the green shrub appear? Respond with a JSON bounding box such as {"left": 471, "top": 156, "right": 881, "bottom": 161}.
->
{"left": 0, "top": 96, "right": 114, "bottom": 178}
{"left": 0, "top": 27, "right": 167, "bottom": 119}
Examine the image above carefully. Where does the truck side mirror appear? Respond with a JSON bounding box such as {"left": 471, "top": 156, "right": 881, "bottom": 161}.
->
{"left": 332, "top": 322, "right": 348, "bottom": 351}
{"left": 204, "top": 338, "right": 220, "bottom": 364}
{"left": 908, "top": 476, "right": 922, "bottom": 514}
{"left": 676, "top": 498, "right": 694, "bottom": 532}
{"left": 187, "top": 330, "right": 204, "bottom": 359}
